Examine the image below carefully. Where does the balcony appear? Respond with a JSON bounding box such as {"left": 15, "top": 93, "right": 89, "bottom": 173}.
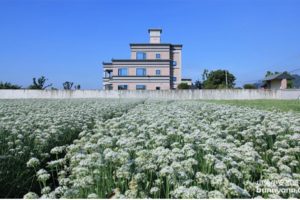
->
{"left": 103, "top": 69, "right": 113, "bottom": 82}
{"left": 104, "top": 84, "right": 113, "bottom": 90}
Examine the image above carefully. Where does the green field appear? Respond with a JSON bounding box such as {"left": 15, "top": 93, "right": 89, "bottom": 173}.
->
{"left": 198, "top": 99, "right": 300, "bottom": 113}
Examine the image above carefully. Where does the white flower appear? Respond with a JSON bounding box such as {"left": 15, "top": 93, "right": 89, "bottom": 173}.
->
{"left": 124, "top": 190, "right": 137, "bottom": 198}
{"left": 150, "top": 187, "right": 159, "bottom": 194}
{"left": 87, "top": 193, "right": 99, "bottom": 199}
{"left": 195, "top": 172, "right": 210, "bottom": 185}
{"left": 50, "top": 146, "right": 65, "bottom": 154}
{"left": 228, "top": 183, "right": 251, "bottom": 198}
{"left": 170, "top": 186, "right": 188, "bottom": 198}
{"left": 211, "top": 175, "right": 227, "bottom": 189}
{"left": 40, "top": 193, "right": 56, "bottom": 199}
{"left": 111, "top": 194, "right": 126, "bottom": 199}
{"left": 208, "top": 190, "right": 225, "bottom": 199}
{"left": 41, "top": 186, "right": 51, "bottom": 194}
{"left": 188, "top": 186, "right": 207, "bottom": 198}
{"left": 227, "top": 168, "right": 243, "bottom": 180}
{"left": 37, "top": 169, "right": 50, "bottom": 182}
{"left": 24, "top": 192, "right": 39, "bottom": 199}
{"left": 214, "top": 161, "right": 227, "bottom": 173}
{"left": 159, "top": 166, "right": 174, "bottom": 177}
{"left": 27, "top": 157, "right": 40, "bottom": 168}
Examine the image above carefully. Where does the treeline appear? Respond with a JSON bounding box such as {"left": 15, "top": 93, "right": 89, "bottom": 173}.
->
{"left": 0, "top": 76, "right": 81, "bottom": 90}
{"left": 177, "top": 69, "right": 297, "bottom": 90}
{"left": 0, "top": 81, "right": 22, "bottom": 89}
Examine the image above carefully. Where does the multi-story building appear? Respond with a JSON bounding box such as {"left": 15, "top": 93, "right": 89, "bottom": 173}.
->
{"left": 103, "top": 29, "right": 183, "bottom": 90}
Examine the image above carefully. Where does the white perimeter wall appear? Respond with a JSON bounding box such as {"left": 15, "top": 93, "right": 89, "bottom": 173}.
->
{"left": 1, "top": 89, "right": 298, "bottom": 99}
{"left": 281, "top": 90, "right": 300, "bottom": 100}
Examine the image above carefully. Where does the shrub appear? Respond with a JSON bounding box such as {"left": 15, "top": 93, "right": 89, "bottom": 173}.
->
{"left": 0, "top": 81, "right": 21, "bottom": 89}
{"left": 177, "top": 83, "right": 189, "bottom": 89}
{"left": 243, "top": 84, "right": 257, "bottom": 89}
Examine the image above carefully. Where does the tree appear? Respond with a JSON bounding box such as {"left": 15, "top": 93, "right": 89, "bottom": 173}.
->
{"left": 203, "top": 70, "right": 236, "bottom": 89}
{"left": 264, "top": 71, "right": 293, "bottom": 89}
{"left": 51, "top": 87, "right": 58, "bottom": 90}
{"left": 63, "top": 81, "right": 74, "bottom": 90}
{"left": 106, "top": 85, "right": 113, "bottom": 90}
{"left": 0, "top": 81, "right": 22, "bottom": 89}
{"left": 201, "top": 69, "right": 209, "bottom": 82}
{"left": 194, "top": 79, "right": 202, "bottom": 89}
{"left": 217, "top": 84, "right": 227, "bottom": 89}
{"left": 74, "top": 85, "right": 81, "bottom": 90}
{"left": 243, "top": 84, "right": 257, "bottom": 89}
{"left": 285, "top": 72, "right": 293, "bottom": 89}
{"left": 292, "top": 74, "right": 300, "bottom": 88}
{"left": 28, "top": 76, "right": 52, "bottom": 89}
{"left": 266, "top": 70, "right": 280, "bottom": 77}
{"left": 177, "top": 83, "right": 189, "bottom": 89}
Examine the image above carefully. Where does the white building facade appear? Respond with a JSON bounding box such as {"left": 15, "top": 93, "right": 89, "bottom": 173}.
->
{"left": 103, "top": 29, "right": 182, "bottom": 90}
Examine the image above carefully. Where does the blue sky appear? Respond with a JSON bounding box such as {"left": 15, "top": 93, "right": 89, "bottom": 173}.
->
{"left": 0, "top": 0, "right": 299, "bottom": 89}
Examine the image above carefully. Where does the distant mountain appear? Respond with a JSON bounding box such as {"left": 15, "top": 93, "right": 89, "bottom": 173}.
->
{"left": 292, "top": 74, "right": 300, "bottom": 88}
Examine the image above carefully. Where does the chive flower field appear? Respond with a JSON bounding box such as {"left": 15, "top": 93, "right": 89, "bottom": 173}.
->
{"left": 1, "top": 99, "right": 300, "bottom": 199}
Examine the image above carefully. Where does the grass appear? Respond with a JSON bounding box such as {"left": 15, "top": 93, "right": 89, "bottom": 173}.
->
{"left": 196, "top": 99, "right": 300, "bottom": 113}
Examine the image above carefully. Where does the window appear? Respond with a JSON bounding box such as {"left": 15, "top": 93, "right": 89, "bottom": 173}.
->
{"left": 136, "top": 68, "right": 146, "bottom": 76}
{"left": 118, "top": 85, "right": 128, "bottom": 90}
{"left": 136, "top": 85, "right": 146, "bottom": 90}
{"left": 118, "top": 68, "right": 128, "bottom": 76}
{"left": 156, "top": 70, "right": 161, "bottom": 75}
{"left": 156, "top": 54, "right": 161, "bottom": 58}
{"left": 136, "top": 53, "right": 146, "bottom": 59}
{"left": 173, "top": 61, "right": 177, "bottom": 66}
{"left": 156, "top": 86, "right": 160, "bottom": 90}
{"left": 173, "top": 77, "right": 177, "bottom": 81}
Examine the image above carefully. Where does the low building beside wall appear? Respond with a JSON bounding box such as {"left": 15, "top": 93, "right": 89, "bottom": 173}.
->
{"left": 181, "top": 78, "right": 192, "bottom": 85}
{"left": 261, "top": 72, "right": 294, "bottom": 89}
{"left": 103, "top": 29, "right": 183, "bottom": 90}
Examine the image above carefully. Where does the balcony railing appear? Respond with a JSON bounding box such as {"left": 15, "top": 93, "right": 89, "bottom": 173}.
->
{"left": 103, "top": 76, "right": 113, "bottom": 80}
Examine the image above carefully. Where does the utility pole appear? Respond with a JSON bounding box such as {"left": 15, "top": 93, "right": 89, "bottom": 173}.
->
{"left": 225, "top": 70, "right": 228, "bottom": 88}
